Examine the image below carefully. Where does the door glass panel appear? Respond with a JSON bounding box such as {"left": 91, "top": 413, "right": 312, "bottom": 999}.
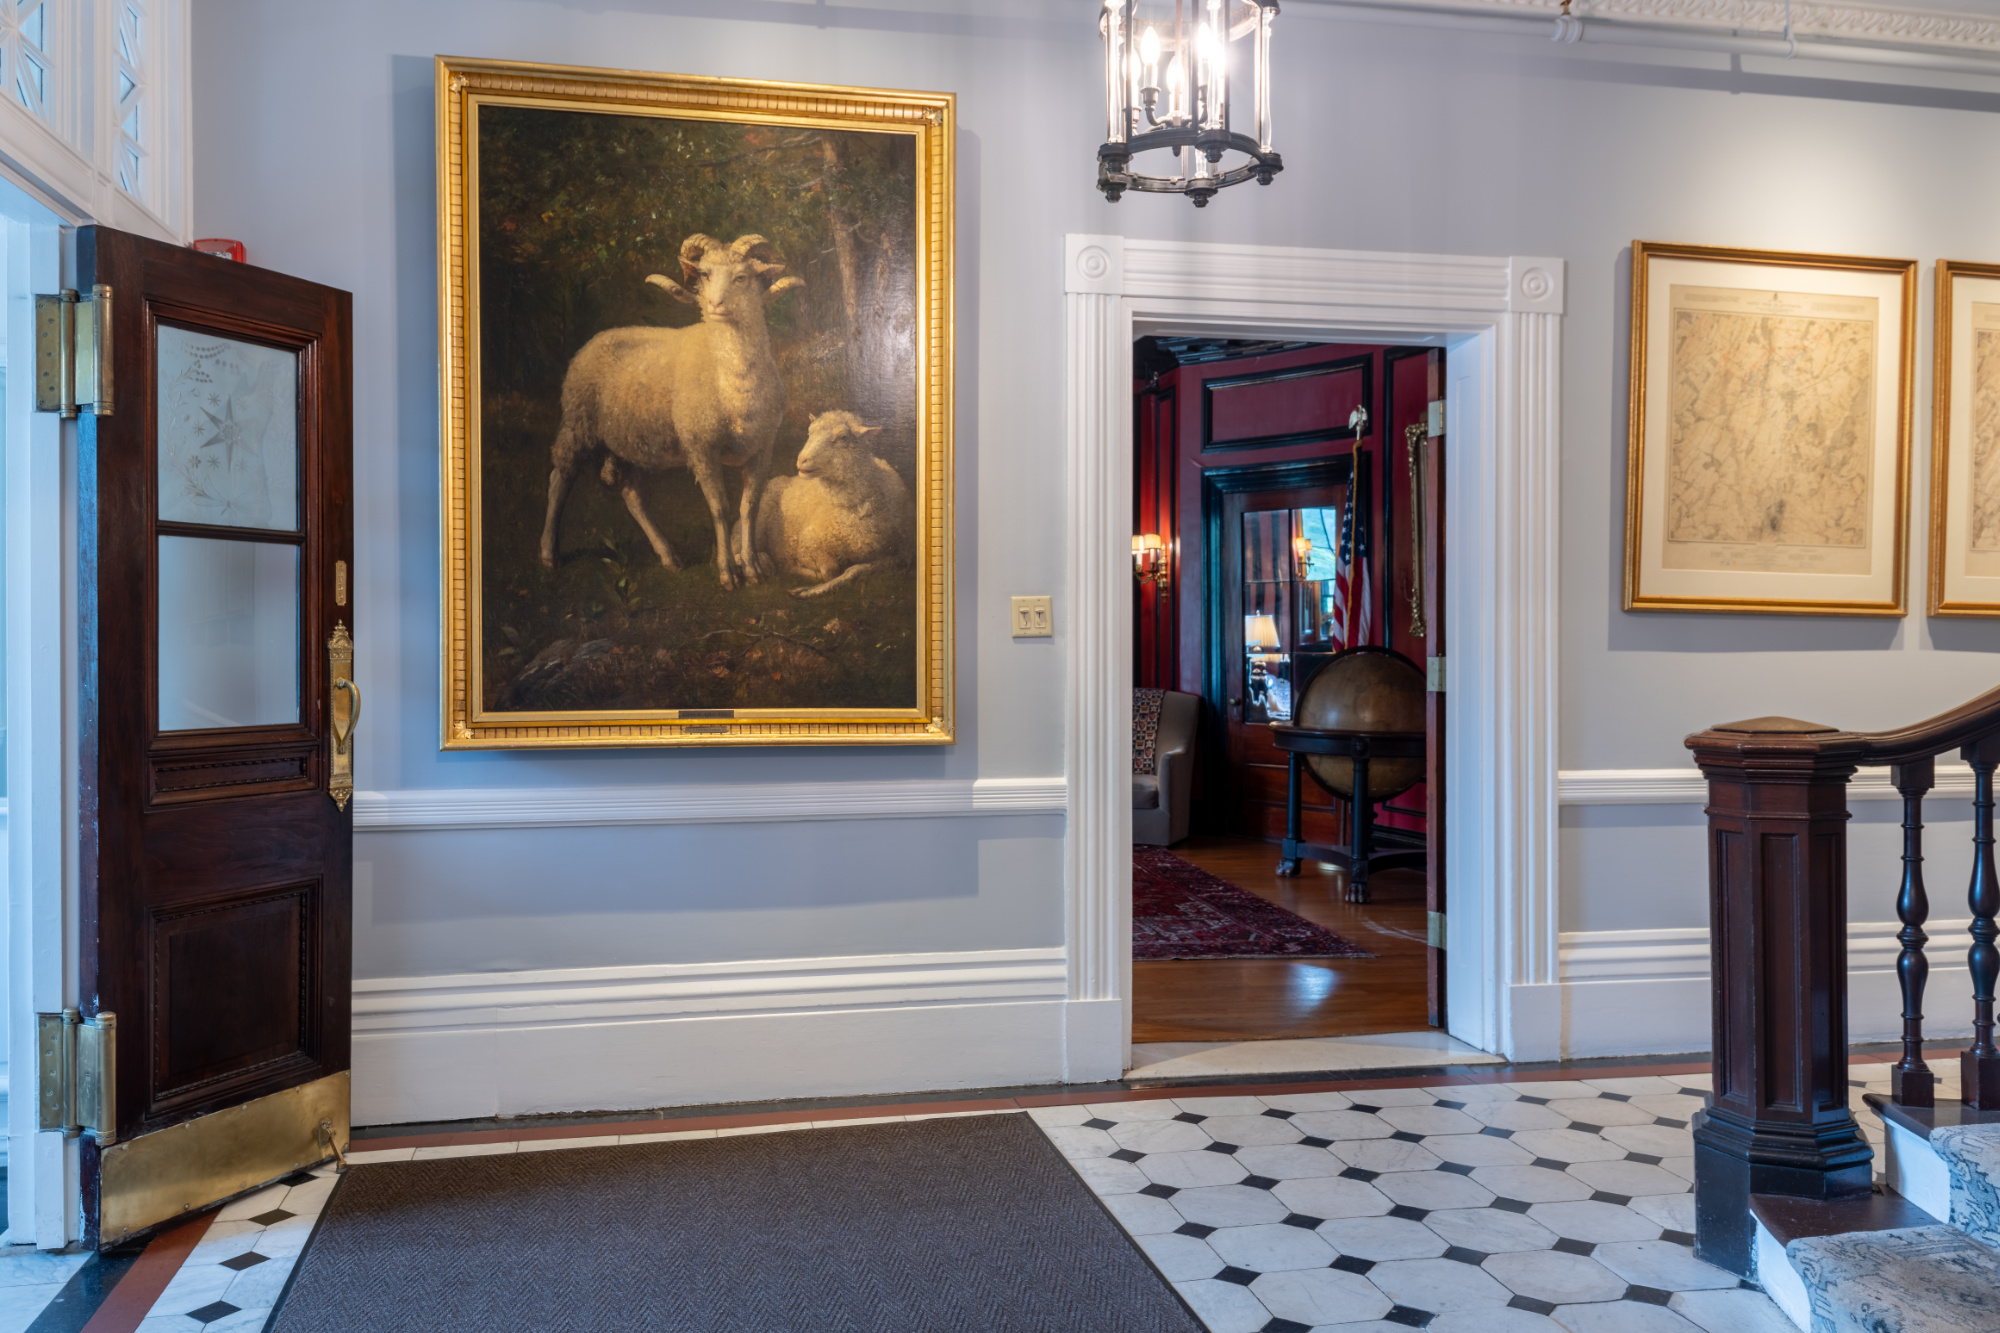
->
{"left": 1242, "top": 509, "right": 1293, "bottom": 723}
{"left": 157, "top": 537, "right": 299, "bottom": 731}
{"left": 156, "top": 326, "right": 299, "bottom": 530}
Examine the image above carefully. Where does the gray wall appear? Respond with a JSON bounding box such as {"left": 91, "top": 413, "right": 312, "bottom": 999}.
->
{"left": 192, "top": 0, "right": 2000, "bottom": 982}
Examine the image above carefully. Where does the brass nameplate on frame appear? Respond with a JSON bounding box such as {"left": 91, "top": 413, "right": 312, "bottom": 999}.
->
{"left": 327, "top": 622, "right": 357, "bottom": 811}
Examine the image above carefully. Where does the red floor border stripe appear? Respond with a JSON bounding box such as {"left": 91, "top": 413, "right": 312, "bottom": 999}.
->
{"left": 79, "top": 1212, "right": 214, "bottom": 1333}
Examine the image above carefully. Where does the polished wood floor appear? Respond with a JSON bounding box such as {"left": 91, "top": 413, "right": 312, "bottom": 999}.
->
{"left": 1132, "top": 835, "right": 1431, "bottom": 1044}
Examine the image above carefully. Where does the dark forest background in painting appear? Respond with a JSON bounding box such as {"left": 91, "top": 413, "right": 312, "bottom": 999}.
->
{"left": 475, "top": 105, "right": 920, "bottom": 714}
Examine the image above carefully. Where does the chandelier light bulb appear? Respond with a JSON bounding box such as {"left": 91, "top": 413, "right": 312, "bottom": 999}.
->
{"left": 1096, "top": 0, "right": 1282, "bottom": 207}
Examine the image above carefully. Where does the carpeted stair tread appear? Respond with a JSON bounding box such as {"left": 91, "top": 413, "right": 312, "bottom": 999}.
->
{"left": 1787, "top": 1223, "right": 2000, "bottom": 1333}
{"left": 1930, "top": 1122, "right": 2000, "bottom": 1249}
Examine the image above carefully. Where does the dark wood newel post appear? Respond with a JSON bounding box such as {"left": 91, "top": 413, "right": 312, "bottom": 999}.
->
{"left": 1685, "top": 716, "right": 1873, "bottom": 1280}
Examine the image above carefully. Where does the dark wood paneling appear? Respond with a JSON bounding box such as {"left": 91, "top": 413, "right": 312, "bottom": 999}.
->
{"left": 151, "top": 884, "right": 315, "bottom": 1107}
{"left": 1202, "top": 354, "right": 1371, "bottom": 453}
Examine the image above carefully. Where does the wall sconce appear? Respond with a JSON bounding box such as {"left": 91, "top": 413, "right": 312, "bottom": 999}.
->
{"left": 1292, "top": 531, "right": 1313, "bottom": 578}
{"left": 1132, "top": 533, "right": 1170, "bottom": 590}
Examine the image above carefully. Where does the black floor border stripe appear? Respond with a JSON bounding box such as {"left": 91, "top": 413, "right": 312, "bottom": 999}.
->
{"left": 22, "top": 1236, "right": 147, "bottom": 1333}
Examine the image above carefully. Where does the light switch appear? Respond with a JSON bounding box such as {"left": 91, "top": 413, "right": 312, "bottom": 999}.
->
{"left": 1011, "top": 595, "right": 1053, "bottom": 638}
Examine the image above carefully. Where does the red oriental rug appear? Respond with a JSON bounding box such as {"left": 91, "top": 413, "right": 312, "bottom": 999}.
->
{"left": 1133, "top": 849, "right": 1375, "bottom": 961}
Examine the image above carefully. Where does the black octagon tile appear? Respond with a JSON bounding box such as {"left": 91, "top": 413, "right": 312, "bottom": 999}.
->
{"left": 1262, "top": 1320, "right": 1313, "bottom": 1333}
{"left": 1598, "top": 1092, "right": 1632, "bottom": 1102}
{"left": 1626, "top": 1285, "right": 1674, "bottom": 1306}
{"left": 1174, "top": 1112, "right": 1207, "bottom": 1124}
{"left": 1300, "top": 1136, "right": 1334, "bottom": 1148}
{"left": 1384, "top": 1306, "right": 1435, "bottom": 1328}
{"left": 187, "top": 1304, "right": 242, "bottom": 1325}
{"left": 1437, "top": 1161, "right": 1475, "bottom": 1176}
{"left": 1492, "top": 1197, "right": 1532, "bottom": 1214}
{"left": 1664, "top": 1229, "right": 1697, "bottom": 1247}
{"left": 1263, "top": 1108, "right": 1296, "bottom": 1120}
{"left": 1176, "top": 1221, "right": 1217, "bottom": 1239}
{"left": 1139, "top": 1183, "right": 1180, "bottom": 1199}
{"left": 1443, "top": 1246, "right": 1487, "bottom": 1265}
{"left": 1481, "top": 1127, "right": 1516, "bottom": 1139}
{"left": 1109, "top": 1149, "right": 1146, "bottom": 1163}
{"left": 1654, "top": 1117, "right": 1688, "bottom": 1129}
{"left": 1349, "top": 1103, "right": 1382, "bottom": 1114}
{"left": 1083, "top": 1118, "right": 1117, "bottom": 1130}
{"left": 1388, "top": 1204, "right": 1431, "bottom": 1222}
{"left": 1205, "top": 1141, "right": 1241, "bottom": 1155}
{"left": 247, "top": 1209, "right": 294, "bottom": 1227}
{"left": 1553, "top": 1237, "right": 1596, "bottom": 1256}
{"left": 1517, "top": 1096, "right": 1550, "bottom": 1105}
{"left": 1331, "top": 1254, "right": 1376, "bottom": 1274}
{"left": 1282, "top": 1212, "right": 1325, "bottom": 1229}
{"left": 1591, "top": 1191, "right": 1633, "bottom": 1206}
{"left": 1217, "top": 1266, "right": 1259, "bottom": 1286}
{"left": 1242, "top": 1175, "right": 1281, "bottom": 1190}
{"left": 219, "top": 1251, "right": 269, "bottom": 1272}
{"left": 1626, "top": 1153, "right": 1663, "bottom": 1165}
{"left": 1435, "top": 1099, "right": 1466, "bottom": 1110}
{"left": 1340, "top": 1167, "right": 1380, "bottom": 1182}
{"left": 278, "top": 1171, "right": 318, "bottom": 1186}
{"left": 1391, "top": 1131, "right": 1425, "bottom": 1144}
{"left": 1568, "top": 1121, "right": 1604, "bottom": 1135}
{"left": 1508, "top": 1295, "right": 1558, "bottom": 1315}
{"left": 1530, "top": 1158, "right": 1567, "bottom": 1171}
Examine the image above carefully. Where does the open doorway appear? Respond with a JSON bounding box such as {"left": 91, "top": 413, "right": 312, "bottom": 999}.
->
{"left": 1127, "top": 335, "right": 1472, "bottom": 1079}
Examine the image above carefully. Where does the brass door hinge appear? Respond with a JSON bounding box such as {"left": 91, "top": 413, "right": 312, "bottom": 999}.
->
{"left": 37, "top": 1009, "right": 117, "bottom": 1143}
{"left": 1427, "top": 655, "right": 1445, "bottom": 692}
{"left": 1428, "top": 911, "right": 1446, "bottom": 949}
{"left": 34, "top": 286, "right": 113, "bottom": 417}
{"left": 1427, "top": 399, "right": 1445, "bottom": 436}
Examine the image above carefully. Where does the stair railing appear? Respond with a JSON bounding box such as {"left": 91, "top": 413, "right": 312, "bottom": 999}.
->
{"left": 1683, "top": 693, "right": 2000, "bottom": 1278}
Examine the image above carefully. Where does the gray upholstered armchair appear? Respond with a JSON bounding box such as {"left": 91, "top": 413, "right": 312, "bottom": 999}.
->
{"left": 1134, "top": 690, "right": 1199, "bottom": 846}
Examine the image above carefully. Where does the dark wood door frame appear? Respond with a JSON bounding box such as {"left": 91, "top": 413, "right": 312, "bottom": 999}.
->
{"left": 1199, "top": 457, "right": 1351, "bottom": 834}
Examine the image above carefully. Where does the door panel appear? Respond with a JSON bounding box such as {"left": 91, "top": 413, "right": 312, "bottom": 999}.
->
{"left": 75, "top": 225, "right": 353, "bottom": 1246}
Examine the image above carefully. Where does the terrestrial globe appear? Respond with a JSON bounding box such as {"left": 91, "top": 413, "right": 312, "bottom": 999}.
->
{"left": 1292, "top": 645, "right": 1426, "bottom": 800}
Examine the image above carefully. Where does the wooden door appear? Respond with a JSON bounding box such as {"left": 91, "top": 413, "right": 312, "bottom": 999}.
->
{"left": 1416, "top": 355, "right": 1447, "bottom": 1027}
{"left": 1203, "top": 460, "right": 1349, "bottom": 842}
{"left": 75, "top": 226, "right": 353, "bottom": 1247}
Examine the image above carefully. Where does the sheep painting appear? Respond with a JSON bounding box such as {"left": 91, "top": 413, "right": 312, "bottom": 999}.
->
{"left": 539, "top": 233, "right": 801, "bottom": 589}
{"left": 467, "top": 102, "right": 932, "bottom": 719}
{"left": 745, "top": 411, "right": 912, "bottom": 598}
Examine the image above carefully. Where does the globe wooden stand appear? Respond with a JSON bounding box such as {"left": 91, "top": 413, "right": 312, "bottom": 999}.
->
{"left": 1272, "top": 726, "right": 1427, "bottom": 903}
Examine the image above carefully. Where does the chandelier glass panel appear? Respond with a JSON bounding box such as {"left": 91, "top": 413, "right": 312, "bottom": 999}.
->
{"left": 1099, "top": 0, "right": 1282, "bottom": 207}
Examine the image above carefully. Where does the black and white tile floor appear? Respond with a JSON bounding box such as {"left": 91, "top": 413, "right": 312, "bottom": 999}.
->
{"left": 134, "top": 1165, "right": 339, "bottom": 1332}
{"left": 1030, "top": 1073, "right": 1801, "bottom": 1333}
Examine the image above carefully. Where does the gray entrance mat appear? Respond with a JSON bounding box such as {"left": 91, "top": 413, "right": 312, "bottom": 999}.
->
{"left": 266, "top": 1112, "right": 1205, "bottom": 1332}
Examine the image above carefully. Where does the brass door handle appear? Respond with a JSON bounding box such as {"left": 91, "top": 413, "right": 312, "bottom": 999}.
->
{"left": 332, "top": 678, "right": 361, "bottom": 755}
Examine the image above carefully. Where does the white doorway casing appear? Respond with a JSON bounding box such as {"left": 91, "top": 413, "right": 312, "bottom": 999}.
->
{"left": 1060, "top": 235, "right": 1563, "bottom": 1074}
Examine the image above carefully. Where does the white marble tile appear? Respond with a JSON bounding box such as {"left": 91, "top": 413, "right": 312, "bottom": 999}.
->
{"left": 1250, "top": 1267, "right": 1393, "bottom": 1326}
{"left": 1137, "top": 1149, "right": 1250, "bottom": 1190}
{"left": 1136, "top": 1231, "right": 1225, "bottom": 1281}
{"left": 1377, "top": 1104, "right": 1481, "bottom": 1137}
{"left": 516, "top": 1136, "right": 606, "bottom": 1153}
{"left": 903, "top": 1110, "right": 1010, "bottom": 1121}
{"left": 1661, "top": 1156, "right": 1697, "bottom": 1183}
{"left": 1288, "top": 1110, "right": 1394, "bottom": 1141}
{"left": 411, "top": 1141, "right": 518, "bottom": 1159}
{"left": 279, "top": 1176, "right": 337, "bottom": 1214}
{"left": 1366, "top": 1255, "right": 1513, "bottom": 1311}
{"left": 1624, "top": 1195, "right": 1697, "bottom": 1243}
{"left": 810, "top": 1116, "right": 906, "bottom": 1129}
{"left": 1232, "top": 1144, "right": 1346, "bottom": 1180}
{"left": 184, "top": 1221, "right": 269, "bottom": 1264}
{"left": 1670, "top": 1286, "right": 1799, "bottom": 1332}
{"left": 1467, "top": 1164, "right": 1593, "bottom": 1203}
{"left": 1102, "top": 1191, "right": 1187, "bottom": 1235}
{"left": 1669, "top": 1073, "right": 1713, "bottom": 1092}
{"left": 1041, "top": 1125, "right": 1118, "bottom": 1159}
{"left": 1193, "top": 1114, "right": 1305, "bottom": 1147}
{"left": 1626, "top": 1093, "right": 1708, "bottom": 1119}
{"left": 135, "top": 1316, "right": 204, "bottom": 1333}
{"left": 1463, "top": 1100, "right": 1570, "bottom": 1132}
{"left": 1269, "top": 1175, "right": 1394, "bottom": 1220}
{"left": 1085, "top": 1098, "right": 1182, "bottom": 1122}
{"left": 1129, "top": 1032, "right": 1500, "bottom": 1081}
{"left": 1425, "top": 1082, "right": 1524, "bottom": 1103}
{"left": 1256, "top": 1091, "right": 1355, "bottom": 1113}
{"left": 342, "top": 1147, "right": 414, "bottom": 1164}
{"left": 222, "top": 1254, "right": 297, "bottom": 1309}
{"left": 202, "top": 1304, "right": 275, "bottom": 1332}
{"left": 1426, "top": 1309, "right": 1566, "bottom": 1333}
{"left": 1344, "top": 1087, "right": 1442, "bottom": 1108}
{"left": 0, "top": 1253, "right": 87, "bottom": 1289}
{"left": 1601, "top": 1124, "right": 1696, "bottom": 1159}
{"left": 151, "top": 1258, "right": 237, "bottom": 1313}
{"left": 1108, "top": 1119, "right": 1213, "bottom": 1155}
{"left": 1526, "top": 1200, "right": 1664, "bottom": 1243}
{"left": 0, "top": 1280, "right": 73, "bottom": 1333}
{"left": 1208, "top": 1222, "right": 1336, "bottom": 1273}
{"left": 1172, "top": 1096, "right": 1275, "bottom": 1117}
{"left": 1421, "top": 1205, "right": 1558, "bottom": 1254}
{"left": 1332, "top": 1138, "right": 1441, "bottom": 1174}
{"left": 244, "top": 1213, "right": 319, "bottom": 1261}
{"left": 1372, "top": 1169, "right": 1494, "bottom": 1211}
{"left": 1480, "top": 1248, "right": 1626, "bottom": 1303}
{"left": 1582, "top": 1077, "right": 1687, "bottom": 1096}
{"left": 1025, "top": 1104, "right": 1093, "bottom": 1127}
{"left": 618, "top": 1129, "right": 716, "bottom": 1144}
{"left": 1483, "top": 1081, "right": 1590, "bottom": 1099}
{"left": 1171, "top": 1184, "right": 1289, "bottom": 1229}
{"left": 1423, "top": 1132, "right": 1533, "bottom": 1167}
{"left": 1172, "top": 1277, "right": 1272, "bottom": 1333}
{"left": 1069, "top": 1156, "right": 1149, "bottom": 1194}
{"left": 1593, "top": 1239, "right": 1738, "bottom": 1291}
{"left": 1565, "top": 1158, "right": 1694, "bottom": 1198}
{"left": 1508, "top": 1128, "right": 1629, "bottom": 1164}
{"left": 1543, "top": 1097, "right": 1659, "bottom": 1128}
{"left": 215, "top": 1186, "right": 291, "bottom": 1221}
{"left": 1316, "top": 1214, "right": 1447, "bottom": 1260}
{"left": 1552, "top": 1299, "right": 1703, "bottom": 1332}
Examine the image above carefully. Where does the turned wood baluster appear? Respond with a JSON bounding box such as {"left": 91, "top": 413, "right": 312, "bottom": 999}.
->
{"left": 1965, "top": 735, "right": 2000, "bottom": 1108}
{"left": 1891, "top": 757, "right": 1935, "bottom": 1108}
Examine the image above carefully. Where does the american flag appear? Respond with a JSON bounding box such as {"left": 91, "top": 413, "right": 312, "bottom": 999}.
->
{"left": 1331, "top": 417, "right": 1373, "bottom": 649}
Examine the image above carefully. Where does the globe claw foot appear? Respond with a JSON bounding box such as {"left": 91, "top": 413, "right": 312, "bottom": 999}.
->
{"left": 1276, "top": 859, "right": 1301, "bottom": 876}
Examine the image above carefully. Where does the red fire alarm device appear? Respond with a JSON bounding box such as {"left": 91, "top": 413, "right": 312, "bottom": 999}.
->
{"left": 191, "top": 238, "right": 246, "bottom": 263}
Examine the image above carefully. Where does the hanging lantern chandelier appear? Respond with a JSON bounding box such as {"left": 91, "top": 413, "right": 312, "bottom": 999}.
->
{"left": 1098, "top": 0, "right": 1282, "bottom": 208}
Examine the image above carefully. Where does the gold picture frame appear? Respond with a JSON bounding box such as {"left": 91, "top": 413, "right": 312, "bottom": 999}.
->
{"left": 1624, "top": 240, "right": 1916, "bottom": 616}
{"left": 1928, "top": 260, "right": 2000, "bottom": 616}
{"left": 437, "top": 56, "right": 954, "bottom": 748}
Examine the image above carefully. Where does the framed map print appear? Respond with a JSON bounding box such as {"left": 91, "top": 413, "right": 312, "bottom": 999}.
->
{"left": 1929, "top": 260, "right": 2000, "bottom": 616}
{"left": 1624, "top": 241, "right": 1917, "bottom": 616}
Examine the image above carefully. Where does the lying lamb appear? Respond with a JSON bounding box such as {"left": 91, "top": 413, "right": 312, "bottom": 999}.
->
{"left": 745, "top": 411, "right": 912, "bottom": 599}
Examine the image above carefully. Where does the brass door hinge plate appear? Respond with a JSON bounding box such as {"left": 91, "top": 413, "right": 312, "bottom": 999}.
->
{"left": 1428, "top": 911, "right": 1446, "bottom": 949}
{"left": 34, "top": 286, "right": 113, "bottom": 417}
{"left": 37, "top": 1009, "right": 117, "bottom": 1142}
{"left": 1427, "top": 399, "right": 1445, "bottom": 436}
{"left": 1427, "top": 656, "right": 1445, "bottom": 692}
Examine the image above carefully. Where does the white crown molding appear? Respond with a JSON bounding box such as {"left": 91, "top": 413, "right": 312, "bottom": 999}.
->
{"left": 353, "top": 946, "right": 1069, "bottom": 1033}
{"left": 1302, "top": 0, "right": 2000, "bottom": 52}
{"left": 352, "top": 776, "right": 1066, "bottom": 832}
{"left": 1559, "top": 763, "right": 1978, "bottom": 804}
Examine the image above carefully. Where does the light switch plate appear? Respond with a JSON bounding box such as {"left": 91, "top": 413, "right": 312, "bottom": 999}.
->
{"left": 1011, "top": 595, "right": 1053, "bottom": 638}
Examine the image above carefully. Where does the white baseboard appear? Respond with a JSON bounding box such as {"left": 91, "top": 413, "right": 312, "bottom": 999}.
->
{"left": 351, "top": 776, "right": 1067, "bottom": 832}
{"left": 1560, "top": 764, "right": 1975, "bottom": 806}
{"left": 351, "top": 947, "right": 1071, "bottom": 1125}
{"left": 1550, "top": 922, "right": 1975, "bottom": 1059}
